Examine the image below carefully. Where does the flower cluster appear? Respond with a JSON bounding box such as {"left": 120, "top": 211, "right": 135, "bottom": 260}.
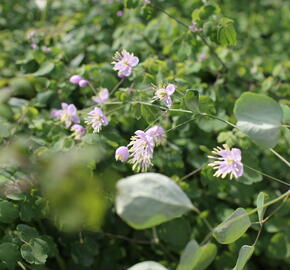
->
{"left": 51, "top": 103, "right": 80, "bottom": 128}
{"left": 155, "top": 84, "right": 176, "bottom": 108}
{"left": 112, "top": 49, "right": 139, "bottom": 78}
{"left": 70, "top": 75, "right": 89, "bottom": 88}
{"left": 85, "top": 107, "right": 109, "bottom": 133}
{"left": 115, "top": 125, "right": 166, "bottom": 172}
{"left": 208, "top": 144, "right": 244, "bottom": 179}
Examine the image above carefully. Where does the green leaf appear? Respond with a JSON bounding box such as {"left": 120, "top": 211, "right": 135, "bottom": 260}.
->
{"left": 116, "top": 173, "right": 195, "bottom": 229}
{"left": 0, "top": 201, "right": 19, "bottom": 223}
{"left": 233, "top": 245, "right": 254, "bottom": 270}
{"left": 33, "top": 62, "right": 55, "bottom": 76}
{"left": 157, "top": 218, "right": 191, "bottom": 251}
{"left": 21, "top": 238, "right": 49, "bottom": 265}
{"left": 177, "top": 240, "right": 217, "bottom": 270}
{"left": 141, "top": 104, "right": 160, "bottom": 124}
{"left": 213, "top": 208, "right": 251, "bottom": 244}
{"left": 0, "top": 243, "right": 20, "bottom": 268}
{"left": 234, "top": 92, "right": 283, "bottom": 148}
{"left": 128, "top": 261, "right": 168, "bottom": 270}
{"left": 256, "top": 192, "right": 267, "bottom": 224}
{"left": 199, "top": 96, "right": 216, "bottom": 114}
{"left": 218, "top": 23, "right": 237, "bottom": 46}
{"left": 16, "top": 224, "right": 39, "bottom": 242}
{"left": 124, "top": 0, "right": 140, "bottom": 9}
{"left": 183, "top": 89, "right": 199, "bottom": 113}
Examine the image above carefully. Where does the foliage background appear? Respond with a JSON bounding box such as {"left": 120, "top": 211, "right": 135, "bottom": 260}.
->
{"left": 0, "top": 0, "right": 289, "bottom": 269}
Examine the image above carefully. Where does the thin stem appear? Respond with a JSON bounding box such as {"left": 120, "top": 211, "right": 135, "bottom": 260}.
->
{"left": 180, "top": 165, "right": 205, "bottom": 181}
{"left": 244, "top": 164, "right": 290, "bottom": 187}
{"left": 166, "top": 117, "right": 195, "bottom": 133}
{"left": 111, "top": 77, "right": 125, "bottom": 95}
{"left": 270, "top": 148, "right": 290, "bottom": 167}
{"left": 199, "top": 113, "right": 237, "bottom": 128}
{"left": 253, "top": 225, "right": 263, "bottom": 246}
{"left": 99, "top": 231, "right": 152, "bottom": 245}
{"left": 213, "top": 190, "right": 290, "bottom": 230}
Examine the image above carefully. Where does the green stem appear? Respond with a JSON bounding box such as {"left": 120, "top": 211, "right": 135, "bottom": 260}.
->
{"left": 244, "top": 164, "right": 290, "bottom": 187}
{"left": 213, "top": 190, "right": 290, "bottom": 230}
{"left": 269, "top": 148, "right": 290, "bottom": 167}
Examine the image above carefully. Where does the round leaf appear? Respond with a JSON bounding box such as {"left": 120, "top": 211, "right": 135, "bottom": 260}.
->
{"left": 128, "top": 261, "right": 168, "bottom": 270}
{"left": 21, "top": 238, "right": 49, "bottom": 265}
{"left": 116, "top": 173, "right": 195, "bottom": 229}
{"left": 234, "top": 92, "right": 283, "bottom": 148}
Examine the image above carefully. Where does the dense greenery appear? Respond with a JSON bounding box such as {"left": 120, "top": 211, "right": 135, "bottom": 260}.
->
{"left": 0, "top": 0, "right": 289, "bottom": 269}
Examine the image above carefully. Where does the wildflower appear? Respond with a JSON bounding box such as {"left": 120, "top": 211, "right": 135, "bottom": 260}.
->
{"left": 115, "top": 146, "right": 129, "bottom": 162}
{"left": 71, "top": 124, "right": 86, "bottom": 140}
{"left": 188, "top": 21, "right": 203, "bottom": 32}
{"left": 128, "top": 130, "right": 155, "bottom": 172}
{"left": 112, "top": 49, "right": 139, "bottom": 78}
{"left": 51, "top": 103, "right": 80, "bottom": 128}
{"left": 198, "top": 53, "right": 207, "bottom": 62}
{"left": 155, "top": 83, "right": 176, "bottom": 108}
{"left": 146, "top": 125, "right": 166, "bottom": 146}
{"left": 31, "top": 44, "right": 39, "bottom": 50}
{"left": 116, "top": 10, "right": 124, "bottom": 17}
{"left": 79, "top": 79, "right": 89, "bottom": 88}
{"left": 70, "top": 75, "right": 83, "bottom": 84}
{"left": 208, "top": 144, "right": 244, "bottom": 179}
{"left": 85, "top": 107, "right": 108, "bottom": 133}
{"left": 92, "top": 88, "right": 109, "bottom": 105}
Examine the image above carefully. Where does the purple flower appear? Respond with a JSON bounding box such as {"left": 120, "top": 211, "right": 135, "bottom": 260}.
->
{"left": 155, "top": 84, "right": 176, "bottom": 108}
{"left": 85, "top": 107, "right": 109, "bottom": 133}
{"left": 115, "top": 146, "right": 129, "bottom": 162}
{"left": 71, "top": 124, "right": 86, "bottom": 140}
{"left": 208, "top": 144, "right": 244, "bottom": 179}
{"left": 52, "top": 103, "right": 80, "bottom": 128}
{"left": 112, "top": 49, "right": 139, "bottom": 78}
{"left": 79, "top": 79, "right": 89, "bottom": 88}
{"left": 146, "top": 125, "right": 166, "bottom": 146}
{"left": 116, "top": 10, "right": 124, "bottom": 17}
{"left": 31, "top": 44, "right": 39, "bottom": 50}
{"left": 92, "top": 88, "right": 109, "bottom": 105}
{"left": 198, "top": 53, "right": 207, "bottom": 62}
{"left": 128, "top": 130, "right": 155, "bottom": 172}
{"left": 70, "top": 75, "right": 83, "bottom": 84}
{"left": 188, "top": 21, "right": 203, "bottom": 32}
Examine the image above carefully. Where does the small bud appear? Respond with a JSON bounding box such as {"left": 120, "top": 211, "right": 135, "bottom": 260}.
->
{"left": 115, "top": 146, "right": 129, "bottom": 162}
{"left": 70, "top": 75, "right": 83, "bottom": 84}
{"left": 79, "top": 79, "right": 89, "bottom": 88}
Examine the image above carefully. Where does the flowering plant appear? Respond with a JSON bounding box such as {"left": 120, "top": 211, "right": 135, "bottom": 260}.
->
{"left": 0, "top": 0, "right": 289, "bottom": 269}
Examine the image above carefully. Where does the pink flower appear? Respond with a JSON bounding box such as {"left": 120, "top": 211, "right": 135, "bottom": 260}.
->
{"left": 70, "top": 75, "right": 83, "bottom": 84}
{"left": 208, "top": 144, "right": 244, "bottom": 179}
{"left": 155, "top": 84, "right": 176, "bottom": 108}
{"left": 112, "top": 49, "right": 139, "bottom": 78}
{"left": 85, "top": 107, "right": 109, "bottom": 133}
{"left": 128, "top": 130, "right": 155, "bottom": 172}
{"left": 51, "top": 103, "right": 80, "bottom": 128}
{"left": 71, "top": 124, "right": 86, "bottom": 140}
{"left": 146, "top": 125, "right": 166, "bottom": 146}
{"left": 115, "top": 146, "right": 129, "bottom": 162}
{"left": 93, "top": 88, "right": 109, "bottom": 105}
{"left": 79, "top": 79, "right": 89, "bottom": 88}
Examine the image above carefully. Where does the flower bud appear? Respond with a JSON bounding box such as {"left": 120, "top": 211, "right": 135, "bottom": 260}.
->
{"left": 115, "top": 146, "right": 129, "bottom": 162}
